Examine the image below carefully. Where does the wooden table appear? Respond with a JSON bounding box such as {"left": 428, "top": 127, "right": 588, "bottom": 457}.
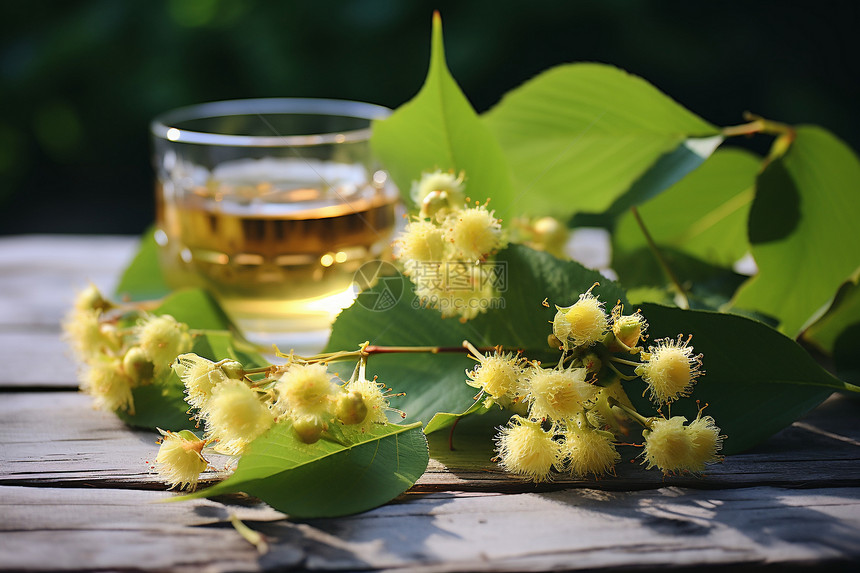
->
{"left": 2, "top": 234, "right": 859, "bottom": 572}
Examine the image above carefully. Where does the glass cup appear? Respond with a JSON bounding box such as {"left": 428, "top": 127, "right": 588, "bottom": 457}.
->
{"left": 150, "top": 98, "right": 398, "bottom": 349}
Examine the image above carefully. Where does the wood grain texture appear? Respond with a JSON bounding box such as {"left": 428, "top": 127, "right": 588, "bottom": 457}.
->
{"left": 2, "top": 235, "right": 860, "bottom": 572}
{"left": 0, "top": 486, "right": 289, "bottom": 572}
{"left": 0, "top": 235, "right": 137, "bottom": 328}
{"left": 0, "top": 330, "right": 78, "bottom": 387}
{"left": 2, "top": 485, "right": 858, "bottom": 572}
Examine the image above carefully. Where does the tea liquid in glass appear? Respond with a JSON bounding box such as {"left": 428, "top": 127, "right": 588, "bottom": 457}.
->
{"left": 156, "top": 157, "right": 398, "bottom": 334}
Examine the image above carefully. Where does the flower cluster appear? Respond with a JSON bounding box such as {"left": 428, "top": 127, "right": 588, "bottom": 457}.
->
{"left": 63, "top": 284, "right": 192, "bottom": 415}
{"left": 397, "top": 170, "right": 506, "bottom": 321}
{"left": 64, "top": 286, "right": 408, "bottom": 493}
{"left": 463, "top": 285, "right": 722, "bottom": 482}
{"left": 153, "top": 351, "right": 403, "bottom": 490}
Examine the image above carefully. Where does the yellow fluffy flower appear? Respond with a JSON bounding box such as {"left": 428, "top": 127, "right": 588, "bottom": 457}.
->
{"left": 565, "top": 426, "right": 620, "bottom": 479}
{"left": 642, "top": 416, "right": 693, "bottom": 475}
{"left": 63, "top": 308, "right": 118, "bottom": 362}
{"left": 464, "top": 342, "right": 524, "bottom": 403}
{"left": 495, "top": 416, "right": 562, "bottom": 482}
{"left": 137, "top": 314, "right": 192, "bottom": 374}
{"left": 525, "top": 366, "right": 597, "bottom": 422}
{"left": 81, "top": 356, "right": 135, "bottom": 414}
{"left": 443, "top": 205, "right": 504, "bottom": 262}
{"left": 154, "top": 429, "right": 209, "bottom": 491}
{"left": 398, "top": 220, "right": 448, "bottom": 274}
{"left": 642, "top": 414, "right": 723, "bottom": 474}
{"left": 686, "top": 415, "right": 724, "bottom": 471}
{"left": 275, "top": 362, "right": 338, "bottom": 420}
{"left": 201, "top": 379, "right": 274, "bottom": 455}
{"left": 551, "top": 307, "right": 573, "bottom": 350}
{"left": 344, "top": 376, "right": 392, "bottom": 431}
{"left": 555, "top": 288, "right": 609, "bottom": 350}
{"left": 173, "top": 353, "right": 229, "bottom": 411}
{"left": 635, "top": 335, "right": 703, "bottom": 404}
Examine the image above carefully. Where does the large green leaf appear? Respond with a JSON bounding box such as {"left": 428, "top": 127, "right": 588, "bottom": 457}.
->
{"left": 483, "top": 63, "right": 719, "bottom": 219}
{"left": 599, "top": 135, "right": 724, "bottom": 221}
{"left": 116, "top": 371, "right": 194, "bottom": 431}
{"left": 614, "top": 148, "right": 761, "bottom": 268}
{"left": 634, "top": 304, "right": 857, "bottom": 454}
{"left": 152, "top": 288, "right": 237, "bottom": 333}
{"left": 732, "top": 126, "right": 860, "bottom": 338}
{"left": 328, "top": 243, "right": 854, "bottom": 459}
{"left": 114, "top": 227, "right": 171, "bottom": 301}
{"left": 370, "top": 13, "right": 514, "bottom": 210}
{"left": 327, "top": 244, "right": 627, "bottom": 424}
{"left": 613, "top": 246, "right": 749, "bottom": 311}
{"left": 804, "top": 280, "right": 860, "bottom": 354}
{"left": 178, "top": 421, "right": 429, "bottom": 518}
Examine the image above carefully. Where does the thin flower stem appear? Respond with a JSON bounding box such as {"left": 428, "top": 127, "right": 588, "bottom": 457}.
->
{"left": 606, "top": 361, "right": 637, "bottom": 381}
{"left": 721, "top": 112, "right": 795, "bottom": 138}
{"left": 608, "top": 397, "right": 653, "bottom": 429}
{"left": 365, "top": 344, "right": 472, "bottom": 355}
{"left": 243, "top": 365, "right": 275, "bottom": 375}
{"left": 556, "top": 349, "right": 568, "bottom": 370}
{"left": 631, "top": 207, "right": 690, "bottom": 310}
{"left": 610, "top": 357, "right": 642, "bottom": 368}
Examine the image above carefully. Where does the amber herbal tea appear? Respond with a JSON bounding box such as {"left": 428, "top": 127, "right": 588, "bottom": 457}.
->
{"left": 151, "top": 99, "right": 397, "bottom": 340}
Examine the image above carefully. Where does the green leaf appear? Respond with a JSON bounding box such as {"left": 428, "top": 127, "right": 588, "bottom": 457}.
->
{"left": 153, "top": 288, "right": 237, "bottom": 332}
{"left": 326, "top": 244, "right": 627, "bottom": 424}
{"left": 329, "top": 241, "right": 851, "bottom": 459}
{"left": 614, "top": 148, "right": 761, "bottom": 268}
{"left": 424, "top": 399, "right": 490, "bottom": 435}
{"left": 634, "top": 303, "right": 857, "bottom": 454}
{"left": 483, "top": 63, "right": 719, "bottom": 219}
{"left": 114, "top": 227, "right": 171, "bottom": 301}
{"left": 833, "top": 324, "right": 860, "bottom": 386}
{"left": 613, "top": 247, "right": 749, "bottom": 311}
{"left": 179, "top": 421, "right": 429, "bottom": 518}
{"left": 599, "top": 135, "right": 724, "bottom": 221}
{"left": 804, "top": 280, "right": 860, "bottom": 354}
{"left": 732, "top": 126, "right": 860, "bottom": 338}
{"left": 370, "top": 13, "right": 514, "bottom": 210}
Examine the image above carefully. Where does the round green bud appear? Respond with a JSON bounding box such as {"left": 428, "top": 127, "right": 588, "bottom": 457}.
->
{"left": 219, "top": 360, "right": 245, "bottom": 380}
{"left": 419, "top": 190, "right": 456, "bottom": 222}
{"left": 77, "top": 284, "right": 113, "bottom": 313}
{"left": 122, "top": 346, "right": 154, "bottom": 384}
{"left": 292, "top": 414, "right": 326, "bottom": 444}
{"left": 335, "top": 390, "right": 369, "bottom": 426}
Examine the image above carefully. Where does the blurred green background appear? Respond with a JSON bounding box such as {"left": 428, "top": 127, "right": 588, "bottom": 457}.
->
{"left": 1, "top": 0, "right": 857, "bottom": 235}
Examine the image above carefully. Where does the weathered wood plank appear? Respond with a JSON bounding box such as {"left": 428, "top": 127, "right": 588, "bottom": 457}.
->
{"left": 2, "top": 391, "right": 858, "bottom": 492}
{"left": 1, "top": 485, "right": 858, "bottom": 572}
{"left": 0, "top": 486, "right": 289, "bottom": 572}
{"left": 0, "top": 392, "right": 226, "bottom": 488}
{"left": 294, "top": 487, "right": 860, "bottom": 571}
{"left": 0, "top": 330, "right": 78, "bottom": 387}
{"left": 0, "top": 235, "right": 137, "bottom": 328}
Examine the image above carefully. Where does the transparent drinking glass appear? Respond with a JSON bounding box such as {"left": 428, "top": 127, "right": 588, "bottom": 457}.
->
{"left": 150, "top": 98, "right": 397, "bottom": 348}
